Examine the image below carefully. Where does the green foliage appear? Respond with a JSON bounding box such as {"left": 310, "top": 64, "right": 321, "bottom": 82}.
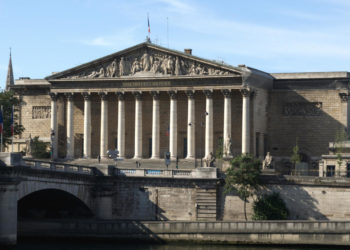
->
{"left": 290, "top": 139, "right": 301, "bottom": 167}
{"left": 31, "top": 136, "right": 50, "bottom": 159}
{"left": 0, "top": 91, "right": 24, "bottom": 148}
{"left": 215, "top": 137, "right": 223, "bottom": 159}
{"left": 335, "top": 129, "right": 348, "bottom": 170}
{"left": 225, "top": 154, "right": 262, "bottom": 220}
{"left": 252, "top": 192, "right": 289, "bottom": 220}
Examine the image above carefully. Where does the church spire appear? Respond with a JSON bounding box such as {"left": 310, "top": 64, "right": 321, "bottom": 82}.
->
{"left": 6, "top": 49, "right": 14, "bottom": 91}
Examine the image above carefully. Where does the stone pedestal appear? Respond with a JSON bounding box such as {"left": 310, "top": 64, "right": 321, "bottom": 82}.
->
{"left": 95, "top": 190, "right": 113, "bottom": 220}
{"left": 192, "top": 167, "right": 217, "bottom": 179}
{"left": 0, "top": 179, "right": 19, "bottom": 246}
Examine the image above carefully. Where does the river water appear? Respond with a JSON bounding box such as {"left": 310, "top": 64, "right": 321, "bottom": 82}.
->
{"left": 14, "top": 241, "right": 342, "bottom": 250}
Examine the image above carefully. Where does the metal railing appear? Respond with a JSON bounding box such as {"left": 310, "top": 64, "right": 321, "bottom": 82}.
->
{"left": 115, "top": 168, "right": 192, "bottom": 178}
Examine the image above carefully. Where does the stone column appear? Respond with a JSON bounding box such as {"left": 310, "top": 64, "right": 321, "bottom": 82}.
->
{"left": 133, "top": 92, "right": 142, "bottom": 159}
{"left": 50, "top": 93, "right": 58, "bottom": 159}
{"left": 222, "top": 89, "right": 232, "bottom": 158}
{"left": 83, "top": 93, "right": 91, "bottom": 158}
{"left": 186, "top": 90, "right": 195, "bottom": 159}
{"left": 65, "top": 93, "right": 74, "bottom": 159}
{"left": 0, "top": 180, "right": 19, "bottom": 246}
{"left": 204, "top": 90, "right": 213, "bottom": 159}
{"left": 241, "top": 88, "right": 252, "bottom": 154}
{"left": 151, "top": 91, "right": 160, "bottom": 159}
{"left": 169, "top": 91, "right": 177, "bottom": 159}
{"left": 99, "top": 92, "right": 108, "bottom": 159}
{"left": 117, "top": 92, "right": 125, "bottom": 158}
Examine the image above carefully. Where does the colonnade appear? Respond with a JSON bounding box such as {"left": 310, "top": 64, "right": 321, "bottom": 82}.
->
{"left": 50, "top": 88, "right": 253, "bottom": 160}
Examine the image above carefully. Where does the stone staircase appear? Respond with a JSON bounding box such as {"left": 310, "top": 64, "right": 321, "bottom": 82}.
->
{"left": 196, "top": 187, "right": 217, "bottom": 221}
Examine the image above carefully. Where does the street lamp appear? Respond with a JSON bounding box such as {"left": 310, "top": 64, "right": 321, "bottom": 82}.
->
{"left": 200, "top": 111, "right": 208, "bottom": 168}
{"left": 50, "top": 129, "right": 55, "bottom": 161}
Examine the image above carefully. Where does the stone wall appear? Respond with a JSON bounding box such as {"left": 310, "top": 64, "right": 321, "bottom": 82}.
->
{"left": 20, "top": 94, "right": 51, "bottom": 140}
{"left": 111, "top": 178, "right": 216, "bottom": 221}
{"left": 268, "top": 89, "right": 344, "bottom": 159}
{"left": 220, "top": 180, "right": 350, "bottom": 221}
{"left": 18, "top": 220, "right": 350, "bottom": 246}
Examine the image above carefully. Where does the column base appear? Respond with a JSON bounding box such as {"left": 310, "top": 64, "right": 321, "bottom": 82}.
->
{"left": 185, "top": 156, "right": 195, "bottom": 160}
{"left": 150, "top": 156, "right": 160, "bottom": 160}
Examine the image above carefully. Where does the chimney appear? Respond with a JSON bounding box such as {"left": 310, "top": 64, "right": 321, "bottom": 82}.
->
{"left": 184, "top": 48, "right": 192, "bottom": 55}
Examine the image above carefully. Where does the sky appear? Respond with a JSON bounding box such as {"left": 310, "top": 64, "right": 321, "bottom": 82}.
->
{"left": 1, "top": 0, "right": 350, "bottom": 89}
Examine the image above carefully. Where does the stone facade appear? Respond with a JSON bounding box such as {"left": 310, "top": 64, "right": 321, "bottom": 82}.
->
{"left": 9, "top": 43, "right": 350, "bottom": 171}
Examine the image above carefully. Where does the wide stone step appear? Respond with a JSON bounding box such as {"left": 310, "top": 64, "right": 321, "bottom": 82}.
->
{"left": 197, "top": 209, "right": 217, "bottom": 214}
{"left": 197, "top": 204, "right": 216, "bottom": 208}
{"left": 196, "top": 193, "right": 216, "bottom": 197}
{"left": 196, "top": 201, "right": 216, "bottom": 204}
{"left": 196, "top": 190, "right": 216, "bottom": 194}
{"left": 197, "top": 213, "right": 217, "bottom": 218}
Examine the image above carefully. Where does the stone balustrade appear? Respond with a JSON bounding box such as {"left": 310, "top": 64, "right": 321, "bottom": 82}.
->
{"left": 21, "top": 159, "right": 217, "bottom": 179}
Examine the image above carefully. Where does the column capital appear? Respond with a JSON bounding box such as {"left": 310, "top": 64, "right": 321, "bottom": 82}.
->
{"left": 186, "top": 90, "right": 195, "bottom": 99}
{"left": 82, "top": 92, "right": 91, "bottom": 101}
{"left": 116, "top": 92, "right": 125, "bottom": 100}
{"left": 240, "top": 87, "right": 253, "bottom": 98}
{"left": 222, "top": 89, "right": 232, "bottom": 98}
{"left": 65, "top": 93, "right": 74, "bottom": 101}
{"left": 203, "top": 90, "right": 213, "bottom": 98}
{"left": 99, "top": 92, "right": 108, "bottom": 100}
{"left": 49, "top": 93, "right": 58, "bottom": 101}
{"left": 168, "top": 91, "right": 177, "bottom": 100}
{"left": 339, "top": 93, "right": 350, "bottom": 102}
{"left": 150, "top": 91, "right": 160, "bottom": 100}
{"left": 133, "top": 91, "right": 142, "bottom": 100}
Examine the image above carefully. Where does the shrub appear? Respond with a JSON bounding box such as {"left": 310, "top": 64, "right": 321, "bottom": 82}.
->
{"left": 252, "top": 192, "right": 289, "bottom": 220}
{"left": 31, "top": 136, "right": 50, "bottom": 159}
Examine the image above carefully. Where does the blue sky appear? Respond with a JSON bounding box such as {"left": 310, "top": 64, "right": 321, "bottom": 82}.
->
{"left": 1, "top": 0, "right": 350, "bottom": 89}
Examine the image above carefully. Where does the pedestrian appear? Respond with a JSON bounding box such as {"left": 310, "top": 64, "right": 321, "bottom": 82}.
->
{"left": 97, "top": 154, "right": 101, "bottom": 163}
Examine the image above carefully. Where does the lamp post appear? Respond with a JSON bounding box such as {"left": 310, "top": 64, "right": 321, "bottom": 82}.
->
{"left": 50, "top": 129, "right": 55, "bottom": 161}
{"left": 200, "top": 111, "right": 208, "bottom": 168}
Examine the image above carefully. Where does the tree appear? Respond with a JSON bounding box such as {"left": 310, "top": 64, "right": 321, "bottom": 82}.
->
{"left": 290, "top": 138, "right": 301, "bottom": 175}
{"left": 252, "top": 192, "right": 289, "bottom": 220}
{"left": 31, "top": 136, "right": 50, "bottom": 159}
{"left": 224, "top": 154, "right": 261, "bottom": 221}
{"left": 335, "top": 129, "right": 348, "bottom": 176}
{"left": 0, "top": 91, "right": 24, "bottom": 149}
{"left": 215, "top": 137, "right": 223, "bottom": 159}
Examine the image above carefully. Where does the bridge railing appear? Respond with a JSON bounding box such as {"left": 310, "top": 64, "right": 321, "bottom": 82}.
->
{"left": 115, "top": 168, "right": 193, "bottom": 178}
{"left": 22, "top": 159, "right": 97, "bottom": 175}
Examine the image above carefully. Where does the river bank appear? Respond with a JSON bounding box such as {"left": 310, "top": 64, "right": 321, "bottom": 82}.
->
{"left": 16, "top": 220, "right": 350, "bottom": 246}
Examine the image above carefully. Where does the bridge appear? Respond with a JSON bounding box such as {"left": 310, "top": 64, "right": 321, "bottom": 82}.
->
{"left": 0, "top": 153, "right": 218, "bottom": 246}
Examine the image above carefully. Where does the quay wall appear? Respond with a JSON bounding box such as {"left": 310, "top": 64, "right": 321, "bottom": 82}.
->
{"left": 18, "top": 220, "right": 350, "bottom": 246}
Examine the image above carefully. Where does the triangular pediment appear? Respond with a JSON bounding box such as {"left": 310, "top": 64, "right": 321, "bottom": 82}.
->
{"left": 47, "top": 43, "right": 241, "bottom": 80}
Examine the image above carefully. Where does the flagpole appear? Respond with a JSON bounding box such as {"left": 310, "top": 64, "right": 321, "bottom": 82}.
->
{"left": 0, "top": 105, "right": 3, "bottom": 152}
{"left": 11, "top": 105, "right": 14, "bottom": 153}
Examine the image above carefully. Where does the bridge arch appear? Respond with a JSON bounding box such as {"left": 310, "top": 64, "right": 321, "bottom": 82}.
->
{"left": 18, "top": 188, "right": 94, "bottom": 219}
{"left": 17, "top": 180, "right": 94, "bottom": 213}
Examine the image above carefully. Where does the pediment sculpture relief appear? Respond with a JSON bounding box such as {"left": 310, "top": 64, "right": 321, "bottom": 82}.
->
{"left": 62, "top": 49, "right": 235, "bottom": 79}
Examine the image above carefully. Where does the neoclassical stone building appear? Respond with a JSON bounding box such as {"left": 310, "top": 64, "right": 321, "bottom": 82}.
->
{"left": 8, "top": 42, "right": 350, "bottom": 172}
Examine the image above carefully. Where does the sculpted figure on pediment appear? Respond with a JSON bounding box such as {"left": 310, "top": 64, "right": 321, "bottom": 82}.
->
{"left": 119, "top": 57, "right": 126, "bottom": 76}
{"left": 131, "top": 58, "right": 141, "bottom": 74}
{"left": 106, "top": 59, "right": 117, "bottom": 77}
{"left": 151, "top": 59, "right": 161, "bottom": 73}
{"left": 141, "top": 52, "right": 151, "bottom": 71}
{"left": 174, "top": 57, "right": 181, "bottom": 75}
{"left": 88, "top": 67, "right": 105, "bottom": 78}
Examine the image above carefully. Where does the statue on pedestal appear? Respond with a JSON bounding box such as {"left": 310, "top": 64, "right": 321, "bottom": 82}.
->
{"left": 205, "top": 152, "right": 216, "bottom": 167}
{"left": 224, "top": 136, "right": 232, "bottom": 157}
{"left": 262, "top": 152, "right": 273, "bottom": 169}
